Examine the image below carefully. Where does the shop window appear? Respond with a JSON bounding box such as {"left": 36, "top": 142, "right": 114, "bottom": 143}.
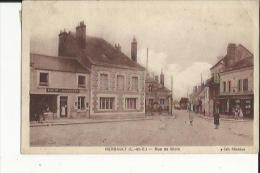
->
{"left": 99, "top": 97, "right": 114, "bottom": 110}
{"left": 125, "top": 98, "right": 137, "bottom": 110}
{"left": 117, "top": 75, "right": 125, "bottom": 91}
{"left": 78, "top": 75, "right": 86, "bottom": 88}
{"left": 39, "top": 72, "right": 49, "bottom": 86}
{"left": 132, "top": 76, "right": 138, "bottom": 91}
{"left": 77, "top": 96, "right": 85, "bottom": 110}
{"left": 243, "top": 79, "right": 248, "bottom": 91}
{"left": 238, "top": 79, "right": 242, "bottom": 92}
{"left": 100, "top": 73, "right": 109, "bottom": 90}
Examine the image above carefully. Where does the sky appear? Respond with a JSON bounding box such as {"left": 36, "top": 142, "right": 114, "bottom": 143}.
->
{"left": 26, "top": 1, "right": 257, "bottom": 99}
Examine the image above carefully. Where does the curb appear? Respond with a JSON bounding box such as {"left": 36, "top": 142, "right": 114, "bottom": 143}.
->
{"left": 30, "top": 117, "right": 154, "bottom": 127}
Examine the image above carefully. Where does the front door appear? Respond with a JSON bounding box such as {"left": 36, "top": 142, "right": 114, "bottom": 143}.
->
{"left": 60, "top": 96, "right": 68, "bottom": 117}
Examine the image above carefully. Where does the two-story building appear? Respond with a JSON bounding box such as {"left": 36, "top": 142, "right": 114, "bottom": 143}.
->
{"left": 57, "top": 21, "right": 146, "bottom": 118}
{"left": 219, "top": 58, "right": 254, "bottom": 118}
{"left": 30, "top": 53, "right": 90, "bottom": 121}
{"left": 212, "top": 43, "right": 254, "bottom": 118}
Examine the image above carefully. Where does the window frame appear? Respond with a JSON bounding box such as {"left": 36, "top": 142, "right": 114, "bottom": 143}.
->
{"left": 77, "top": 74, "right": 86, "bottom": 88}
{"left": 131, "top": 75, "right": 139, "bottom": 92}
{"left": 223, "top": 81, "right": 226, "bottom": 93}
{"left": 243, "top": 79, "right": 248, "bottom": 91}
{"left": 38, "top": 71, "right": 50, "bottom": 87}
{"left": 125, "top": 98, "right": 137, "bottom": 110}
{"left": 98, "top": 72, "right": 109, "bottom": 90}
{"left": 99, "top": 97, "right": 114, "bottom": 110}
{"left": 77, "top": 96, "right": 86, "bottom": 111}
{"left": 116, "top": 74, "right": 125, "bottom": 91}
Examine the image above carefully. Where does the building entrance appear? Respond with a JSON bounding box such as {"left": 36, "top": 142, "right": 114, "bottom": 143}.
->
{"left": 60, "top": 96, "right": 68, "bottom": 117}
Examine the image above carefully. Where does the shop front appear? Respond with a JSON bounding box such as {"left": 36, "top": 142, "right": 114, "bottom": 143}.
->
{"left": 30, "top": 88, "right": 90, "bottom": 121}
{"left": 218, "top": 95, "right": 254, "bottom": 118}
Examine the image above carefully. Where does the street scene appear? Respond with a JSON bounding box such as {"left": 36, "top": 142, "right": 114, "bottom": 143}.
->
{"left": 30, "top": 110, "right": 253, "bottom": 146}
{"left": 24, "top": 1, "right": 257, "bottom": 148}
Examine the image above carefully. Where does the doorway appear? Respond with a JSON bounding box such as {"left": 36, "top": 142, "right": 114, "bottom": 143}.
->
{"left": 60, "top": 96, "right": 68, "bottom": 117}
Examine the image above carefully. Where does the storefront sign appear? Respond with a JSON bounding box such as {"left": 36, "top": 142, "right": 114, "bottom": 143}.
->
{"left": 46, "top": 88, "right": 80, "bottom": 93}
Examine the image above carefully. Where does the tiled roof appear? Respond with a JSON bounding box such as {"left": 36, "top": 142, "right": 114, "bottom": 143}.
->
{"left": 81, "top": 36, "right": 145, "bottom": 71}
{"left": 30, "top": 53, "right": 90, "bottom": 73}
{"left": 225, "top": 57, "right": 253, "bottom": 71}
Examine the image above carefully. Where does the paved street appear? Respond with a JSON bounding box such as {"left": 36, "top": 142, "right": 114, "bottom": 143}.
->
{"left": 30, "top": 110, "right": 253, "bottom": 146}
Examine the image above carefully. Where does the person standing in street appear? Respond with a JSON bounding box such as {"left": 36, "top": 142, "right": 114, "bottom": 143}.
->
{"left": 213, "top": 102, "right": 220, "bottom": 129}
{"left": 188, "top": 103, "right": 193, "bottom": 126}
{"left": 234, "top": 105, "right": 239, "bottom": 120}
{"left": 239, "top": 107, "right": 244, "bottom": 120}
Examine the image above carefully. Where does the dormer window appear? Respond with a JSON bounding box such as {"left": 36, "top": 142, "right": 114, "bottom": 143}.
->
{"left": 39, "top": 72, "right": 49, "bottom": 86}
{"left": 78, "top": 75, "right": 86, "bottom": 88}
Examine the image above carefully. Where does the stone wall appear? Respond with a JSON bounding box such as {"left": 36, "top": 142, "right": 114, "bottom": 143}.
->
{"left": 90, "top": 65, "right": 145, "bottom": 115}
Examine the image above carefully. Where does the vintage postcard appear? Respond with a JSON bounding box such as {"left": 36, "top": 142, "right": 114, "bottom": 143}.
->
{"left": 21, "top": 0, "right": 259, "bottom": 154}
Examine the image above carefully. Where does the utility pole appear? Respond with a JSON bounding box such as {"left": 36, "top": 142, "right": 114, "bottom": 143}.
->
{"left": 171, "top": 75, "right": 173, "bottom": 116}
{"left": 146, "top": 48, "right": 149, "bottom": 77}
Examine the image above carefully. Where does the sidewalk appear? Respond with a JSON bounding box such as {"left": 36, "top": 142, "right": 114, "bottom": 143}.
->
{"left": 195, "top": 112, "right": 252, "bottom": 122}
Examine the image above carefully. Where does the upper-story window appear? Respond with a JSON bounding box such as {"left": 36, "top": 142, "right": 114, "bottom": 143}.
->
{"left": 117, "top": 75, "right": 125, "bottom": 91}
{"left": 228, "top": 81, "right": 231, "bottom": 92}
{"left": 243, "top": 79, "right": 248, "bottom": 91}
{"left": 78, "top": 75, "right": 86, "bottom": 88}
{"left": 132, "top": 76, "right": 138, "bottom": 91}
{"left": 223, "top": 81, "right": 226, "bottom": 92}
{"left": 39, "top": 72, "right": 49, "bottom": 86}
{"left": 100, "top": 73, "right": 109, "bottom": 90}
{"left": 238, "top": 79, "right": 242, "bottom": 92}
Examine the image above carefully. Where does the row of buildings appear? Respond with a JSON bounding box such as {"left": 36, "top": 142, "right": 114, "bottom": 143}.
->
{"left": 189, "top": 43, "right": 254, "bottom": 118}
{"left": 30, "top": 21, "right": 172, "bottom": 121}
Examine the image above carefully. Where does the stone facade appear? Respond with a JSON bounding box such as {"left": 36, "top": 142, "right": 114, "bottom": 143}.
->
{"left": 90, "top": 65, "right": 145, "bottom": 117}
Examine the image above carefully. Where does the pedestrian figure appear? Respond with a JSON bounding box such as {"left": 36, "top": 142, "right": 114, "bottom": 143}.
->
{"left": 239, "top": 107, "right": 244, "bottom": 120}
{"left": 188, "top": 104, "right": 193, "bottom": 126}
{"left": 38, "top": 107, "right": 44, "bottom": 123}
{"left": 61, "top": 104, "right": 67, "bottom": 117}
{"left": 213, "top": 102, "right": 220, "bottom": 129}
{"left": 234, "top": 105, "right": 239, "bottom": 120}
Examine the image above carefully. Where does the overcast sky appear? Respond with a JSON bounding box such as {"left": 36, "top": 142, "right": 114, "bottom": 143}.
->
{"left": 27, "top": 1, "right": 257, "bottom": 99}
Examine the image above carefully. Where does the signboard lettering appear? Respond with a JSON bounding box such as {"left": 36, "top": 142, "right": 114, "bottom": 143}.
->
{"left": 46, "top": 88, "right": 80, "bottom": 93}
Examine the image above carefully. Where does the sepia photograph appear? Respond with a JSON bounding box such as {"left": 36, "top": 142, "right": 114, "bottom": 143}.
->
{"left": 21, "top": 0, "right": 259, "bottom": 153}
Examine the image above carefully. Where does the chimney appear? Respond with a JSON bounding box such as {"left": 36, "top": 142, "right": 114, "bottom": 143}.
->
{"left": 76, "top": 21, "right": 86, "bottom": 48}
{"left": 160, "top": 69, "right": 164, "bottom": 86}
{"left": 226, "top": 43, "right": 236, "bottom": 64}
{"left": 131, "top": 37, "right": 137, "bottom": 62}
{"left": 58, "top": 29, "right": 68, "bottom": 56}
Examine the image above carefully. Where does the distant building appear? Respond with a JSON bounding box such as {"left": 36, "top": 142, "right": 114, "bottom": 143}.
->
{"left": 179, "top": 97, "right": 188, "bottom": 110}
{"left": 145, "top": 71, "right": 171, "bottom": 112}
